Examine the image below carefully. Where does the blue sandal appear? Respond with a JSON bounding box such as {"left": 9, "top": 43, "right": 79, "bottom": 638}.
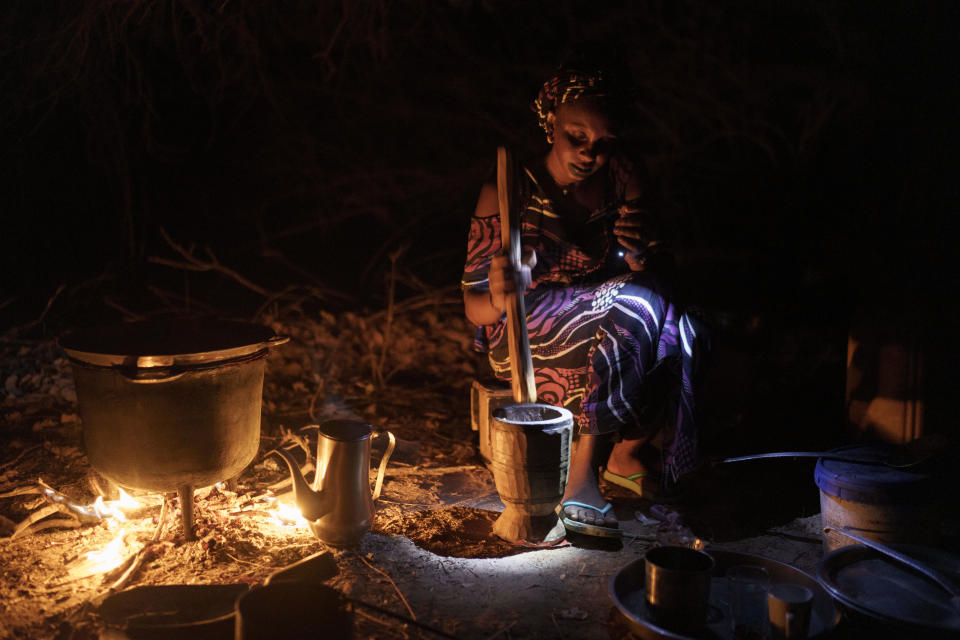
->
{"left": 556, "top": 500, "right": 622, "bottom": 538}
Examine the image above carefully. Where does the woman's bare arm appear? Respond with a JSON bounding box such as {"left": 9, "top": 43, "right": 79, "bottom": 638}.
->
{"left": 463, "top": 182, "right": 503, "bottom": 325}
{"left": 464, "top": 287, "right": 502, "bottom": 326}
{"left": 462, "top": 181, "right": 535, "bottom": 325}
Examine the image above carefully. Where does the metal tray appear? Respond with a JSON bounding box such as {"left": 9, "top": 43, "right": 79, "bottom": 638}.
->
{"left": 817, "top": 543, "right": 960, "bottom": 634}
{"left": 609, "top": 548, "right": 840, "bottom": 640}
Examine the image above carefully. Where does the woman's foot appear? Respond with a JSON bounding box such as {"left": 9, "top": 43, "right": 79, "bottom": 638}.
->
{"left": 603, "top": 438, "right": 680, "bottom": 501}
{"left": 604, "top": 438, "right": 659, "bottom": 478}
{"left": 559, "top": 434, "right": 618, "bottom": 529}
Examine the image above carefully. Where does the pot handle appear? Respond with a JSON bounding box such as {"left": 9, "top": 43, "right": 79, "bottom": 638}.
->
{"left": 116, "top": 367, "right": 186, "bottom": 384}
{"left": 371, "top": 431, "right": 395, "bottom": 502}
{"left": 266, "top": 335, "right": 290, "bottom": 348}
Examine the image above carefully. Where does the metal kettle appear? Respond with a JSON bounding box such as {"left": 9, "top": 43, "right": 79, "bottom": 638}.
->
{"left": 271, "top": 420, "right": 394, "bottom": 546}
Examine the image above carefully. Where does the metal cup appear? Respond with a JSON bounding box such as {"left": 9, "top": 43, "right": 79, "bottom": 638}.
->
{"left": 644, "top": 546, "right": 715, "bottom": 633}
{"left": 727, "top": 564, "right": 771, "bottom": 639}
{"left": 768, "top": 583, "right": 813, "bottom": 639}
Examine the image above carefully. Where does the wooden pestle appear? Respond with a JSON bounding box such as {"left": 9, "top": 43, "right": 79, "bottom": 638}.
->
{"left": 497, "top": 146, "right": 537, "bottom": 404}
{"left": 491, "top": 148, "right": 568, "bottom": 546}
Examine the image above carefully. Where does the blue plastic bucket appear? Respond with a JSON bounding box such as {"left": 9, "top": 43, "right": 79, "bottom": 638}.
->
{"left": 814, "top": 445, "right": 939, "bottom": 551}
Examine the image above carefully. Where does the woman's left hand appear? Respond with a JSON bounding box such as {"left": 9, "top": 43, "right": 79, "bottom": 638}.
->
{"left": 614, "top": 204, "right": 661, "bottom": 271}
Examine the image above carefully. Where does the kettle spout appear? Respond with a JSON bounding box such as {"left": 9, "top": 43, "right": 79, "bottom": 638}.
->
{"left": 268, "top": 448, "right": 330, "bottom": 522}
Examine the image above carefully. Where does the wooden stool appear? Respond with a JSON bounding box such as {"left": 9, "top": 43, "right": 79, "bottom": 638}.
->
{"left": 470, "top": 379, "right": 514, "bottom": 467}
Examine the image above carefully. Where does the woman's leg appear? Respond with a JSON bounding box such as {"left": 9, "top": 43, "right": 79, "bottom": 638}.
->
{"left": 488, "top": 273, "right": 693, "bottom": 522}
{"left": 602, "top": 294, "right": 708, "bottom": 488}
{"left": 603, "top": 348, "right": 676, "bottom": 479}
{"left": 605, "top": 432, "right": 659, "bottom": 477}
{"left": 564, "top": 273, "right": 679, "bottom": 513}
{"left": 559, "top": 433, "right": 618, "bottom": 527}
{"left": 487, "top": 283, "right": 629, "bottom": 524}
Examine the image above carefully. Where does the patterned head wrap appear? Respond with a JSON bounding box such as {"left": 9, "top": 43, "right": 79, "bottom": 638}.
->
{"left": 532, "top": 63, "right": 630, "bottom": 138}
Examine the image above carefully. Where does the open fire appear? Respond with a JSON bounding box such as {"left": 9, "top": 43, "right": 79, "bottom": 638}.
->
{"left": 75, "top": 526, "right": 130, "bottom": 577}
{"left": 0, "top": 308, "right": 487, "bottom": 639}
{"left": 5, "top": 473, "right": 310, "bottom": 585}
{"left": 43, "top": 484, "right": 141, "bottom": 524}
{"left": 268, "top": 499, "right": 309, "bottom": 528}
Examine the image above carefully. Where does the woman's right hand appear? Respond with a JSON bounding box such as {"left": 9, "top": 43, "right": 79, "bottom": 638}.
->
{"left": 488, "top": 249, "right": 537, "bottom": 312}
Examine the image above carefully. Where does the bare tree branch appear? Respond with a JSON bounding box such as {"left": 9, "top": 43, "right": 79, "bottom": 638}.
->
{"left": 149, "top": 228, "right": 274, "bottom": 297}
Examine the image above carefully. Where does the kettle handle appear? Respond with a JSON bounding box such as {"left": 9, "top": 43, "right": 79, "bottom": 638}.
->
{"left": 372, "top": 431, "right": 395, "bottom": 501}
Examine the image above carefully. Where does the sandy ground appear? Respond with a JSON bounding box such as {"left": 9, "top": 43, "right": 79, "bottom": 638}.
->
{"left": 0, "top": 309, "right": 900, "bottom": 639}
{"left": 0, "top": 419, "right": 830, "bottom": 640}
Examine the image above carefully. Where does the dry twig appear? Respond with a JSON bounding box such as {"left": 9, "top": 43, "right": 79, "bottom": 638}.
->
{"left": 358, "top": 553, "right": 416, "bottom": 621}
{"left": 147, "top": 285, "right": 220, "bottom": 315}
{"left": 550, "top": 613, "right": 565, "bottom": 640}
{"left": 11, "top": 503, "right": 80, "bottom": 539}
{"left": 102, "top": 297, "right": 146, "bottom": 321}
{"left": 266, "top": 462, "right": 313, "bottom": 492}
{"left": 482, "top": 620, "right": 518, "bottom": 640}
{"left": 0, "top": 483, "right": 44, "bottom": 498}
{"left": 283, "top": 427, "right": 314, "bottom": 457}
{"left": 374, "top": 245, "right": 405, "bottom": 387}
{"left": 308, "top": 382, "right": 324, "bottom": 422}
{"left": 149, "top": 228, "right": 273, "bottom": 297}
{"left": 90, "top": 540, "right": 173, "bottom": 608}
{"left": 384, "top": 464, "right": 480, "bottom": 478}
{"left": 151, "top": 495, "right": 169, "bottom": 542}
{"left": 347, "top": 598, "right": 461, "bottom": 639}
{"left": 1, "top": 285, "right": 66, "bottom": 338}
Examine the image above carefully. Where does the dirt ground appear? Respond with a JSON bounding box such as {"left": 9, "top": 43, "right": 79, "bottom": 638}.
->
{"left": 0, "top": 307, "right": 886, "bottom": 639}
{"left": 3, "top": 3, "right": 957, "bottom": 637}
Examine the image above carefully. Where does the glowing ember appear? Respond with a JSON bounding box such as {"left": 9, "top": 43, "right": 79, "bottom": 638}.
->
{"left": 269, "top": 500, "right": 309, "bottom": 528}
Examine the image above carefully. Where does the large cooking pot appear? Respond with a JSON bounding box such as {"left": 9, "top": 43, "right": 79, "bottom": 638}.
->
{"left": 60, "top": 318, "right": 287, "bottom": 495}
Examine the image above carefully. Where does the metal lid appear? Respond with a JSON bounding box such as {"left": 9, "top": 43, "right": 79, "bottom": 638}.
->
{"left": 59, "top": 318, "right": 287, "bottom": 368}
{"left": 814, "top": 444, "right": 935, "bottom": 504}
{"left": 817, "top": 543, "right": 960, "bottom": 632}
{"left": 318, "top": 420, "right": 372, "bottom": 442}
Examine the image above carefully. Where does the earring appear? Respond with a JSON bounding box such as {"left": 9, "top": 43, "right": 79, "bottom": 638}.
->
{"left": 545, "top": 125, "right": 554, "bottom": 144}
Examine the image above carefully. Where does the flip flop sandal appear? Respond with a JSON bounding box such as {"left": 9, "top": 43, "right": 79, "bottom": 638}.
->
{"left": 601, "top": 469, "right": 683, "bottom": 503}
{"left": 555, "top": 500, "right": 622, "bottom": 539}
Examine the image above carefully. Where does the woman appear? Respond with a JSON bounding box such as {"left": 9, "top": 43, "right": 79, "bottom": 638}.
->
{"left": 462, "top": 56, "right": 706, "bottom": 537}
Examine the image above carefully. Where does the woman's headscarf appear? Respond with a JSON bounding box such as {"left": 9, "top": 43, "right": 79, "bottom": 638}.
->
{"left": 532, "top": 53, "right": 634, "bottom": 139}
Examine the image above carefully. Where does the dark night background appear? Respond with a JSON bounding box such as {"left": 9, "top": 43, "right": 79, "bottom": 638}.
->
{"left": 1, "top": 1, "right": 957, "bottom": 446}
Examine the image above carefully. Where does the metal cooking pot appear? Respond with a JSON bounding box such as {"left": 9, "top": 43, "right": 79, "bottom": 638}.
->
{"left": 60, "top": 318, "right": 287, "bottom": 517}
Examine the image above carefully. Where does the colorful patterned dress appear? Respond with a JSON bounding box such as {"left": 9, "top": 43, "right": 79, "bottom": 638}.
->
{"left": 461, "top": 156, "right": 706, "bottom": 481}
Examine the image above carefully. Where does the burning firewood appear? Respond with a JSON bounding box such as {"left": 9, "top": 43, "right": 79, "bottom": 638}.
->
{"left": 11, "top": 503, "right": 82, "bottom": 539}
{"left": 0, "top": 478, "right": 152, "bottom": 540}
